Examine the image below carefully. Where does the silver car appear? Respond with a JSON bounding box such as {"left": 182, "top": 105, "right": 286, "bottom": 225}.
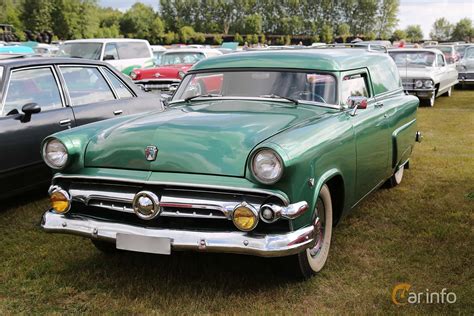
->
{"left": 457, "top": 45, "right": 474, "bottom": 86}
{"left": 389, "top": 48, "right": 458, "bottom": 107}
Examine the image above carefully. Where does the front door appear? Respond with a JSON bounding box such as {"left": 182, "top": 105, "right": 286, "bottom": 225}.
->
{"left": 342, "top": 72, "right": 389, "bottom": 201}
{"left": 0, "top": 66, "right": 75, "bottom": 196}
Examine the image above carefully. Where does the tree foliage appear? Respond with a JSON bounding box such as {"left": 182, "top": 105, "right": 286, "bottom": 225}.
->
{"left": 405, "top": 24, "right": 423, "bottom": 42}
{"left": 451, "top": 18, "right": 474, "bottom": 42}
{"left": 430, "top": 18, "right": 452, "bottom": 41}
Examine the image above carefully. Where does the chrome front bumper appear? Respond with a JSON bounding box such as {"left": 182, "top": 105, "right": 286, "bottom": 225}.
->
{"left": 41, "top": 211, "right": 315, "bottom": 257}
{"left": 404, "top": 88, "right": 435, "bottom": 99}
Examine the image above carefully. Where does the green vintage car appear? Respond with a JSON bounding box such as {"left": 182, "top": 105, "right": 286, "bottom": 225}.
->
{"left": 41, "top": 48, "right": 421, "bottom": 278}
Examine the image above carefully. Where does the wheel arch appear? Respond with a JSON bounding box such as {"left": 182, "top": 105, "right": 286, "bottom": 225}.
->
{"left": 313, "top": 169, "right": 346, "bottom": 227}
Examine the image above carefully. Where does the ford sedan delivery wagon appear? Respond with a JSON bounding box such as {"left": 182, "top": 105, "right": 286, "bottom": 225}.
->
{"left": 41, "top": 49, "right": 421, "bottom": 278}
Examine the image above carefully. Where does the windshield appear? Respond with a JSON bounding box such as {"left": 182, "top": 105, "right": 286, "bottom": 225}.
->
{"left": 172, "top": 71, "right": 337, "bottom": 105}
{"left": 465, "top": 48, "right": 474, "bottom": 59}
{"left": 389, "top": 51, "right": 436, "bottom": 67}
{"left": 161, "top": 52, "right": 205, "bottom": 65}
{"left": 58, "top": 42, "right": 103, "bottom": 60}
{"left": 427, "top": 46, "right": 452, "bottom": 54}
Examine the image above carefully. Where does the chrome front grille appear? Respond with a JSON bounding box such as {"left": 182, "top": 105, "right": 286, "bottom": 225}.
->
{"left": 402, "top": 79, "right": 414, "bottom": 89}
{"left": 66, "top": 182, "right": 281, "bottom": 221}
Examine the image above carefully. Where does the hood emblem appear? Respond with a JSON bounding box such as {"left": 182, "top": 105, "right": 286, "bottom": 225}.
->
{"left": 145, "top": 145, "right": 158, "bottom": 161}
{"left": 154, "top": 72, "right": 161, "bottom": 78}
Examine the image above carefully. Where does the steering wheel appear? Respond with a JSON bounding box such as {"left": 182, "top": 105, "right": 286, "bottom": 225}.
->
{"left": 290, "top": 91, "right": 326, "bottom": 103}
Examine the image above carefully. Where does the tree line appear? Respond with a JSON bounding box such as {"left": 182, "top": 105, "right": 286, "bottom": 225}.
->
{"left": 0, "top": 0, "right": 472, "bottom": 45}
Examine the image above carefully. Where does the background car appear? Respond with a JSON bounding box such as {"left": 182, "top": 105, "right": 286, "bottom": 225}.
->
{"left": 0, "top": 57, "right": 162, "bottom": 198}
{"left": 130, "top": 48, "right": 223, "bottom": 93}
{"left": 424, "top": 44, "right": 460, "bottom": 64}
{"left": 151, "top": 45, "right": 166, "bottom": 65}
{"left": 389, "top": 48, "right": 458, "bottom": 106}
{"left": 58, "top": 39, "right": 154, "bottom": 75}
{"left": 457, "top": 45, "right": 474, "bottom": 86}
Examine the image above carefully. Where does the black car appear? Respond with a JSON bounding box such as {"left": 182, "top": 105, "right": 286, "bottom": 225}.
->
{"left": 0, "top": 57, "right": 162, "bottom": 198}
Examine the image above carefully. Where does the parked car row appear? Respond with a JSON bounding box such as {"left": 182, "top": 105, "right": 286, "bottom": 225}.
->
{"left": 0, "top": 39, "right": 470, "bottom": 279}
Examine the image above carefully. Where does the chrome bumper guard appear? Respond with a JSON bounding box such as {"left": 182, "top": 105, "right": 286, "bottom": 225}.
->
{"left": 41, "top": 211, "right": 315, "bottom": 257}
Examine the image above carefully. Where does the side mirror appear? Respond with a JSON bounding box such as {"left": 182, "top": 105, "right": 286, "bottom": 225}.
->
{"left": 347, "top": 96, "right": 368, "bottom": 116}
{"left": 160, "top": 93, "right": 172, "bottom": 107}
{"left": 21, "top": 103, "right": 41, "bottom": 122}
{"left": 103, "top": 54, "right": 115, "bottom": 61}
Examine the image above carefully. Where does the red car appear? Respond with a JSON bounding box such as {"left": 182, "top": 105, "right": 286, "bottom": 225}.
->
{"left": 130, "top": 48, "right": 223, "bottom": 92}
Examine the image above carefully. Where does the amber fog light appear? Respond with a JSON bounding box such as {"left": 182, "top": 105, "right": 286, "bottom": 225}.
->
{"left": 50, "top": 189, "right": 71, "bottom": 213}
{"left": 232, "top": 202, "right": 258, "bottom": 232}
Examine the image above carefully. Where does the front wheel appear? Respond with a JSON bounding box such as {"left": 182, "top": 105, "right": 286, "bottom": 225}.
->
{"left": 422, "top": 93, "right": 435, "bottom": 107}
{"left": 292, "top": 184, "right": 333, "bottom": 279}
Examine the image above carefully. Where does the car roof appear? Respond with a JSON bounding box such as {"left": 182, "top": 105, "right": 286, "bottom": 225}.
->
{"left": 388, "top": 48, "right": 442, "bottom": 54}
{"left": 0, "top": 57, "right": 109, "bottom": 68}
{"left": 63, "top": 38, "right": 150, "bottom": 44}
{"left": 192, "top": 48, "right": 392, "bottom": 72}
{"left": 163, "top": 48, "right": 223, "bottom": 54}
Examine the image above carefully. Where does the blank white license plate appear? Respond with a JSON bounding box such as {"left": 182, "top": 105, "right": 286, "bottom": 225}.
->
{"left": 116, "top": 234, "right": 171, "bottom": 255}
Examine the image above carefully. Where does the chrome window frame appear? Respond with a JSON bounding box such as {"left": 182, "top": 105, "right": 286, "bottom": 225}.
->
{"left": 57, "top": 64, "right": 118, "bottom": 106}
{"left": 0, "top": 65, "right": 66, "bottom": 117}
{"left": 99, "top": 66, "right": 135, "bottom": 99}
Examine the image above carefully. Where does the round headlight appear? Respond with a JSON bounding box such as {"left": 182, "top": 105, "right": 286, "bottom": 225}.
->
{"left": 424, "top": 80, "right": 434, "bottom": 88}
{"left": 232, "top": 203, "right": 258, "bottom": 231}
{"left": 43, "top": 139, "right": 68, "bottom": 169}
{"left": 130, "top": 71, "right": 138, "bottom": 80}
{"left": 251, "top": 149, "right": 284, "bottom": 184}
{"left": 178, "top": 71, "right": 185, "bottom": 79}
{"left": 414, "top": 80, "right": 423, "bottom": 88}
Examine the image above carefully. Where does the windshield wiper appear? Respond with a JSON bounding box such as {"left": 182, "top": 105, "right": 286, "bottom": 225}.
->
{"left": 259, "top": 94, "right": 299, "bottom": 105}
{"left": 184, "top": 94, "right": 222, "bottom": 103}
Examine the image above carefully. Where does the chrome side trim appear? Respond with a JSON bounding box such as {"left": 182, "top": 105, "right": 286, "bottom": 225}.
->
{"left": 52, "top": 173, "right": 289, "bottom": 205}
{"left": 41, "top": 211, "right": 315, "bottom": 257}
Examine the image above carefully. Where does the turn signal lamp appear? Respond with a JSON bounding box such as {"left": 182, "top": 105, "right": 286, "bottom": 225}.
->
{"left": 232, "top": 203, "right": 258, "bottom": 231}
{"left": 50, "top": 189, "right": 71, "bottom": 213}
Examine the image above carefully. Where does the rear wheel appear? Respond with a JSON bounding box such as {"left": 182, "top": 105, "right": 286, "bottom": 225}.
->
{"left": 386, "top": 164, "right": 405, "bottom": 188}
{"left": 442, "top": 86, "right": 452, "bottom": 97}
{"left": 292, "top": 184, "right": 333, "bottom": 279}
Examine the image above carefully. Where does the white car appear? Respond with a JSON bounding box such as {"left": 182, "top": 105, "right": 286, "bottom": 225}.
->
{"left": 58, "top": 39, "right": 154, "bottom": 75}
{"left": 150, "top": 45, "right": 166, "bottom": 65}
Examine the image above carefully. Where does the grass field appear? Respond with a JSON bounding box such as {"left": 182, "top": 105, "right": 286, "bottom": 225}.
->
{"left": 1, "top": 89, "right": 473, "bottom": 314}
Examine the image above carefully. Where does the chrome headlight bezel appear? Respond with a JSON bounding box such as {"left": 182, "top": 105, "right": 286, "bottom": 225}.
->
{"left": 251, "top": 148, "right": 284, "bottom": 185}
{"left": 423, "top": 79, "right": 434, "bottom": 88}
{"left": 42, "top": 138, "right": 69, "bottom": 169}
{"left": 414, "top": 79, "right": 423, "bottom": 88}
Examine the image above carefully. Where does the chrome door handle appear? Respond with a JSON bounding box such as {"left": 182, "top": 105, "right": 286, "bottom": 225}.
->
{"left": 59, "top": 119, "right": 71, "bottom": 126}
{"left": 114, "top": 110, "right": 123, "bottom": 115}
{"left": 375, "top": 102, "right": 384, "bottom": 108}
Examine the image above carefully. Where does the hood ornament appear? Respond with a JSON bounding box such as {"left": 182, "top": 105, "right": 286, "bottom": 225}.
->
{"left": 154, "top": 72, "right": 161, "bottom": 78}
{"left": 145, "top": 145, "right": 158, "bottom": 161}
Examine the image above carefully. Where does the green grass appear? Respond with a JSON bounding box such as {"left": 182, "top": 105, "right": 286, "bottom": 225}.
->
{"left": 1, "top": 89, "right": 473, "bottom": 314}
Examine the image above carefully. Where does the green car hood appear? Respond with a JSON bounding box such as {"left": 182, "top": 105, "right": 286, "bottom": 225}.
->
{"left": 84, "top": 100, "right": 325, "bottom": 176}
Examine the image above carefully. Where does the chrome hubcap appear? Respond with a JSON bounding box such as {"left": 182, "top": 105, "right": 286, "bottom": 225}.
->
{"left": 309, "top": 197, "right": 325, "bottom": 258}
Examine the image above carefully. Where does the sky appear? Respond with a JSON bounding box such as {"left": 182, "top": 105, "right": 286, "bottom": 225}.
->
{"left": 100, "top": 0, "right": 474, "bottom": 39}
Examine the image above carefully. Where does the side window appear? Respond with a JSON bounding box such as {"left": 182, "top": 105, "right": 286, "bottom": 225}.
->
{"left": 370, "top": 62, "right": 401, "bottom": 95}
{"left": 2, "top": 67, "right": 62, "bottom": 116}
{"left": 60, "top": 66, "right": 115, "bottom": 106}
{"left": 341, "top": 74, "right": 369, "bottom": 106}
{"left": 102, "top": 67, "right": 134, "bottom": 99}
{"left": 437, "top": 54, "right": 445, "bottom": 67}
{"left": 104, "top": 43, "right": 119, "bottom": 60}
{"left": 116, "top": 42, "right": 151, "bottom": 59}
